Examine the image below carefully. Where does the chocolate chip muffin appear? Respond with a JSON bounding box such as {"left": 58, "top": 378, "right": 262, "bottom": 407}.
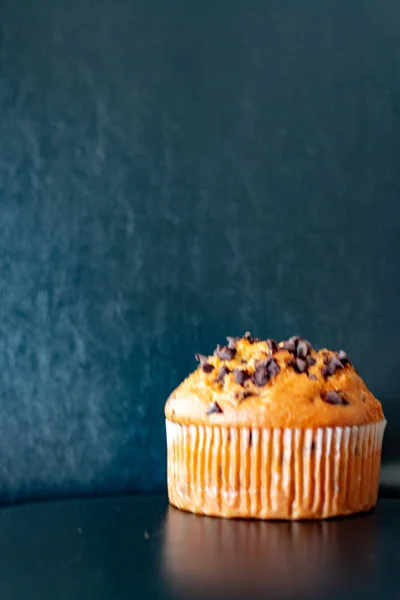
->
{"left": 165, "top": 333, "right": 386, "bottom": 519}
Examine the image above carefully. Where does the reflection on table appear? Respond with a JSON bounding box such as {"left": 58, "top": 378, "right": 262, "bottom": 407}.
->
{"left": 162, "top": 505, "right": 378, "bottom": 599}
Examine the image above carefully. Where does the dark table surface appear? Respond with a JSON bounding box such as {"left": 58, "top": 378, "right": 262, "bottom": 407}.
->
{"left": 0, "top": 494, "right": 399, "bottom": 600}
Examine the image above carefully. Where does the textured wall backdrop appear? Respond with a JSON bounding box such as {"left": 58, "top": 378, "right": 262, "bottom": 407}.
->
{"left": 0, "top": 0, "right": 399, "bottom": 502}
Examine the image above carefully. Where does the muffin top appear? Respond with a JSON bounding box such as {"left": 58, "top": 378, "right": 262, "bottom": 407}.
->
{"left": 165, "top": 333, "right": 384, "bottom": 429}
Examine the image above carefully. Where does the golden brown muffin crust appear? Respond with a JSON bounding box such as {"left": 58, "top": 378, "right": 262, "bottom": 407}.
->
{"left": 165, "top": 334, "right": 384, "bottom": 429}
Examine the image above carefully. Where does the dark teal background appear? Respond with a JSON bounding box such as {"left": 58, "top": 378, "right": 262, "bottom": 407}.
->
{"left": 0, "top": 0, "right": 399, "bottom": 503}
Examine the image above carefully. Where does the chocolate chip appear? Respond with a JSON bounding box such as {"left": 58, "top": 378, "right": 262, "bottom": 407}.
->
{"left": 282, "top": 335, "right": 301, "bottom": 353}
{"left": 252, "top": 362, "right": 269, "bottom": 386}
{"left": 306, "top": 355, "right": 316, "bottom": 366}
{"left": 297, "top": 339, "right": 312, "bottom": 359}
{"left": 226, "top": 336, "right": 240, "bottom": 350}
{"left": 195, "top": 354, "right": 215, "bottom": 373}
{"left": 195, "top": 354, "right": 209, "bottom": 366}
{"left": 288, "top": 357, "right": 308, "bottom": 374}
{"left": 309, "top": 374, "right": 317, "bottom": 381}
{"left": 243, "top": 331, "right": 260, "bottom": 343}
{"left": 233, "top": 368, "right": 250, "bottom": 386}
{"left": 213, "top": 344, "right": 236, "bottom": 361}
{"left": 236, "top": 390, "right": 254, "bottom": 402}
{"left": 282, "top": 340, "right": 296, "bottom": 352}
{"left": 322, "top": 351, "right": 330, "bottom": 364}
{"left": 330, "top": 356, "right": 344, "bottom": 371}
{"left": 321, "top": 366, "right": 329, "bottom": 378}
{"left": 252, "top": 358, "right": 281, "bottom": 387}
{"left": 321, "top": 355, "right": 344, "bottom": 378}
{"left": 206, "top": 401, "right": 223, "bottom": 415}
{"left": 295, "top": 358, "right": 308, "bottom": 373}
{"left": 323, "top": 391, "right": 349, "bottom": 406}
{"left": 266, "top": 338, "right": 278, "bottom": 354}
{"left": 267, "top": 358, "right": 281, "bottom": 378}
{"left": 338, "top": 350, "right": 350, "bottom": 365}
{"left": 215, "top": 366, "right": 231, "bottom": 383}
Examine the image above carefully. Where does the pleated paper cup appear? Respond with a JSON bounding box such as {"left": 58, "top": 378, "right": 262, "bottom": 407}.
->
{"left": 166, "top": 419, "right": 386, "bottom": 520}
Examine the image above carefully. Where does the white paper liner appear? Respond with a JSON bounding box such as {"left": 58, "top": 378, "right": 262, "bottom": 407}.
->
{"left": 166, "top": 419, "right": 386, "bottom": 519}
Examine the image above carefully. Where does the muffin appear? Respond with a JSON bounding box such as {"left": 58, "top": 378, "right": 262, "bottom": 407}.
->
{"left": 165, "top": 333, "right": 386, "bottom": 520}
